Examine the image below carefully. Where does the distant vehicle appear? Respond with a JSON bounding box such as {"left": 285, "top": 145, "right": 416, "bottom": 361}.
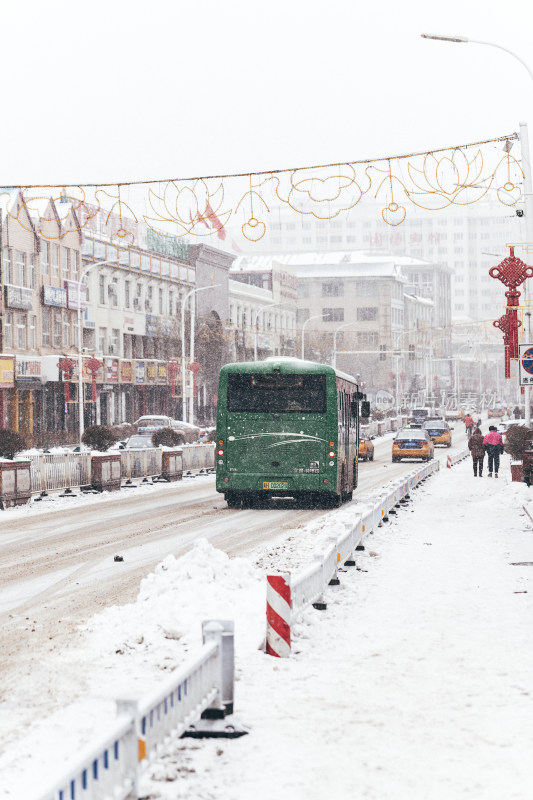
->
{"left": 409, "top": 407, "right": 434, "bottom": 425}
{"left": 423, "top": 419, "right": 452, "bottom": 447}
{"left": 358, "top": 435, "right": 375, "bottom": 462}
{"left": 124, "top": 434, "right": 158, "bottom": 449}
{"left": 487, "top": 407, "right": 505, "bottom": 418}
{"left": 392, "top": 429, "right": 435, "bottom": 462}
{"left": 215, "top": 357, "right": 369, "bottom": 508}
{"left": 134, "top": 415, "right": 199, "bottom": 443}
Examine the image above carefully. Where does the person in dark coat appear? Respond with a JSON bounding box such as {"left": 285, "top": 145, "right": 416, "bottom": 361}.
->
{"left": 483, "top": 425, "right": 504, "bottom": 478}
{"left": 513, "top": 406, "right": 521, "bottom": 420}
{"left": 468, "top": 426, "right": 485, "bottom": 477}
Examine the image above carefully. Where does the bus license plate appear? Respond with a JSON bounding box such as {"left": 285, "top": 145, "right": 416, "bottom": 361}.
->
{"left": 262, "top": 481, "right": 288, "bottom": 490}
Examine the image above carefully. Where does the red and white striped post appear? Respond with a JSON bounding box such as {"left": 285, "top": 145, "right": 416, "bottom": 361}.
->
{"left": 447, "top": 455, "right": 452, "bottom": 469}
{"left": 266, "top": 572, "right": 291, "bottom": 657}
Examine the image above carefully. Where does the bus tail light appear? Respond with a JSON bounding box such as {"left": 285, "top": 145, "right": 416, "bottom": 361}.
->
{"left": 218, "top": 439, "right": 224, "bottom": 446}
{"left": 223, "top": 477, "right": 229, "bottom": 483}
{"left": 323, "top": 478, "right": 329, "bottom": 484}
{"left": 217, "top": 449, "right": 224, "bottom": 456}
{"left": 328, "top": 450, "right": 335, "bottom": 457}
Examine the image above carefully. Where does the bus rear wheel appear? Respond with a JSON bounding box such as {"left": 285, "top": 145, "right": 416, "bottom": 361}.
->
{"left": 225, "top": 492, "right": 242, "bottom": 509}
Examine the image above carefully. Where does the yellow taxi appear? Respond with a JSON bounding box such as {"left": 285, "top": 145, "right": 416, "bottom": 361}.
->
{"left": 392, "top": 429, "right": 435, "bottom": 462}
{"left": 358, "top": 435, "right": 375, "bottom": 462}
{"left": 422, "top": 419, "right": 452, "bottom": 447}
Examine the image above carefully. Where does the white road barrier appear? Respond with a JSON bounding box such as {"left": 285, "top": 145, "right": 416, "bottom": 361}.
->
{"left": 34, "top": 621, "right": 234, "bottom": 800}
{"left": 266, "top": 459, "right": 439, "bottom": 657}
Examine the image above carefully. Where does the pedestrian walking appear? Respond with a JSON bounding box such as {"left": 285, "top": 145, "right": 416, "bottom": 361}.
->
{"left": 513, "top": 406, "right": 521, "bottom": 420}
{"left": 463, "top": 413, "right": 474, "bottom": 438}
{"left": 468, "top": 427, "right": 485, "bottom": 477}
{"left": 483, "top": 425, "right": 504, "bottom": 478}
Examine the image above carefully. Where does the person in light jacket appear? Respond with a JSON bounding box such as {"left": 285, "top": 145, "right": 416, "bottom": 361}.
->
{"left": 468, "top": 426, "right": 485, "bottom": 477}
{"left": 483, "top": 425, "right": 504, "bottom": 478}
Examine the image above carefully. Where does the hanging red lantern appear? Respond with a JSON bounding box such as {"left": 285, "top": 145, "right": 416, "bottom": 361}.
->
{"left": 57, "top": 355, "right": 75, "bottom": 406}
{"left": 188, "top": 361, "right": 202, "bottom": 397}
{"left": 85, "top": 356, "right": 103, "bottom": 402}
{"left": 167, "top": 360, "right": 179, "bottom": 397}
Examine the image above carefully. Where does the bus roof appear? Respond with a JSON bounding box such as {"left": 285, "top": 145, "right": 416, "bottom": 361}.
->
{"left": 219, "top": 357, "right": 358, "bottom": 384}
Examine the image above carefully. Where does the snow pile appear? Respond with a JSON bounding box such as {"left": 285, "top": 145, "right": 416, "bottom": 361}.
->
{"left": 1, "top": 461, "right": 533, "bottom": 800}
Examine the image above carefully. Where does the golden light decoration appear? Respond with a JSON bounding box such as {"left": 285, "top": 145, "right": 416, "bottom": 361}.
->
{"left": 0, "top": 132, "right": 523, "bottom": 247}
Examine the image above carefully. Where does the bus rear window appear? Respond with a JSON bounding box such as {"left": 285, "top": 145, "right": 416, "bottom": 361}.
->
{"left": 227, "top": 373, "right": 326, "bottom": 413}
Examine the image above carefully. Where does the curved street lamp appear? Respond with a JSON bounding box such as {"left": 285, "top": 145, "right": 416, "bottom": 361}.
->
{"left": 421, "top": 32, "right": 533, "bottom": 426}
{"left": 76, "top": 259, "right": 119, "bottom": 447}
{"left": 301, "top": 313, "right": 326, "bottom": 360}
{"left": 332, "top": 321, "right": 358, "bottom": 368}
{"left": 181, "top": 284, "right": 221, "bottom": 424}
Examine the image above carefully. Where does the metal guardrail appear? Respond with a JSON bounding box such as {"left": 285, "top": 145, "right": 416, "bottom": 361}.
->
{"left": 23, "top": 445, "right": 215, "bottom": 495}
{"left": 267, "top": 459, "right": 439, "bottom": 656}
{"left": 34, "top": 621, "right": 231, "bottom": 800}
{"left": 27, "top": 452, "right": 92, "bottom": 494}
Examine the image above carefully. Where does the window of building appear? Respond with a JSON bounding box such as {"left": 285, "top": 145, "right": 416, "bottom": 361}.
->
{"left": 29, "top": 315, "right": 36, "bottom": 349}
{"left": 98, "top": 327, "right": 107, "bottom": 353}
{"left": 3, "top": 248, "right": 11, "bottom": 283}
{"left": 323, "top": 307, "right": 344, "bottom": 322}
{"left": 124, "top": 281, "right": 131, "bottom": 309}
{"left": 298, "top": 283, "right": 310, "bottom": 298}
{"left": 4, "top": 312, "right": 12, "bottom": 347}
{"left": 42, "top": 308, "right": 50, "bottom": 346}
{"left": 317, "top": 236, "right": 328, "bottom": 243}
{"left": 15, "top": 251, "right": 26, "bottom": 286}
{"left": 53, "top": 310, "right": 62, "bottom": 348}
{"left": 52, "top": 244, "right": 60, "bottom": 277}
{"left": 322, "top": 281, "right": 343, "bottom": 297}
{"left": 63, "top": 315, "right": 70, "bottom": 348}
{"left": 357, "top": 306, "right": 378, "bottom": 321}
{"left": 99, "top": 274, "right": 106, "bottom": 304}
{"left": 110, "top": 328, "right": 120, "bottom": 355}
{"left": 41, "top": 241, "right": 49, "bottom": 274}
{"left": 454, "top": 304, "right": 465, "bottom": 311}
{"left": 454, "top": 247, "right": 464, "bottom": 254}
{"left": 62, "top": 247, "right": 69, "bottom": 279}
{"left": 358, "top": 281, "right": 377, "bottom": 296}
{"left": 357, "top": 332, "right": 378, "bottom": 346}
{"left": 72, "top": 250, "right": 79, "bottom": 276}
{"left": 159, "top": 288, "right": 163, "bottom": 314}
{"left": 296, "top": 308, "right": 310, "bottom": 323}
{"left": 330, "top": 235, "right": 343, "bottom": 243}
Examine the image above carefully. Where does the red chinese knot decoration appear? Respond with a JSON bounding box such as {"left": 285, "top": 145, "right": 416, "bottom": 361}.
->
{"left": 57, "top": 355, "right": 75, "bottom": 406}
{"left": 85, "top": 356, "right": 103, "bottom": 402}
{"left": 188, "top": 361, "right": 202, "bottom": 398}
{"left": 490, "top": 247, "right": 533, "bottom": 378}
{"left": 167, "top": 360, "right": 179, "bottom": 397}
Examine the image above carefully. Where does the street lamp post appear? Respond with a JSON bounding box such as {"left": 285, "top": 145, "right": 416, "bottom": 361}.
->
{"left": 180, "top": 284, "right": 221, "bottom": 424}
{"left": 301, "top": 314, "right": 326, "bottom": 360}
{"left": 253, "top": 302, "right": 283, "bottom": 361}
{"left": 76, "top": 259, "right": 118, "bottom": 447}
{"left": 332, "top": 321, "right": 358, "bottom": 368}
{"left": 421, "top": 31, "right": 533, "bottom": 427}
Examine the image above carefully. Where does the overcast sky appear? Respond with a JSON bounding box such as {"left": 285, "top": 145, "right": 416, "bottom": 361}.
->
{"left": 2, "top": 0, "right": 533, "bottom": 189}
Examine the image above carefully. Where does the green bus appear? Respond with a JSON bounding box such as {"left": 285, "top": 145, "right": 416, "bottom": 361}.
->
{"left": 215, "top": 357, "right": 369, "bottom": 508}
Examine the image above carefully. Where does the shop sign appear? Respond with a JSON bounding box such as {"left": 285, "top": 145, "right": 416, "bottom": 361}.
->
{"left": 43, "top": 285, "right": 67, "bottom": 308}
{"left": 64, "top": 280, "right": 87, "bottom": 311}
{"left": 0, "top": 356, "right": 15, "bottom": 388}
{"left": 105, "top": 358, "right": 119, "bottom": 383}
{"left": 145, "top": 315, "right": 157, "bottom": 337}
{"left": 146, "top": 362, "right": 157, "bottom": 384}
{"left": 135, "top": 360, "right": 145, "bottom": 384}
{"left": 159, "top": 317, "right": 173, "bottom": 337}
{"left": 6, "top": 285, "right": 33, "bottom": 310}
{"left": 157, "top": 363, "right": 168, "bottom": 383}
{"left": 120, "top": 360, "right": 133, "bottom": 383}
{"left": 16, "top": 357, "right": 42, "bottom": 387}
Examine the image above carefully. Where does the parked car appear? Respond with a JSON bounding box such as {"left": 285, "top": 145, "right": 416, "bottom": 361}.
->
{"left": 124, "top": 434, "right": 158, "bottom": 449}
{"left": 134, "top": 415, "right": 200, "bottom": 443}
{"left": 171, "top": 419, "right": 201, "bottom": 443}
{"left": 498, "top": 420, "right": 522, "bottom": 438}
{"left": 423, "top": 419, "right": 452, "bottom": 447}
{"left": 392, "top": 429, "right": 435, "bottom": 462}
{"left": 488, "top": 406, "right": 505, "bottom": 418}
{"left": 358, "top": 435, "right": 375, "bottom": 462}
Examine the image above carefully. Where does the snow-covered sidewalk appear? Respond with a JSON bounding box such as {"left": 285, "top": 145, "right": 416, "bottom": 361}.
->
{"left": 2, "top": 457, "right": 533, "bottom": 800}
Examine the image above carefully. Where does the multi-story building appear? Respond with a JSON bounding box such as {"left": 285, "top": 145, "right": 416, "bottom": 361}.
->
{"left": 232, "top": 199, "right": 523, "bottom": 325}
{"left": 0, "top": 194, "right": 236, "bottom": 442}
{"left": 231, "top": 250, "right": 443, "bottom": 396}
